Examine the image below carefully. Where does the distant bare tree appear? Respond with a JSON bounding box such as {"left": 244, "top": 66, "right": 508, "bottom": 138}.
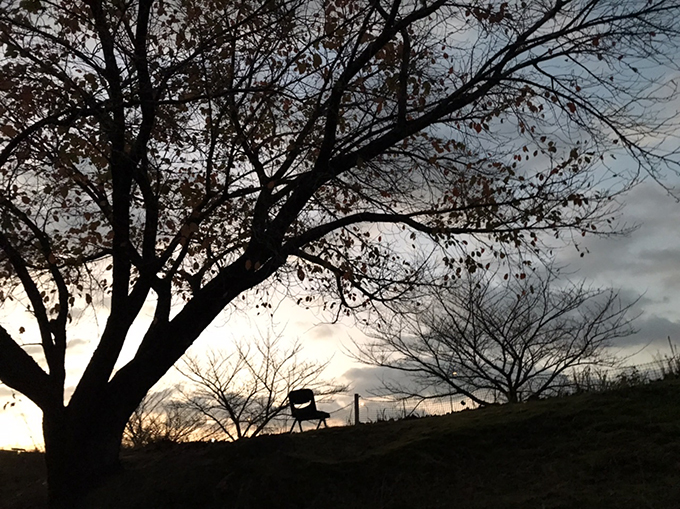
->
{"left": 123, "top": 389, "right": 205, "bottom": 449}
{"left": 177, "top": 334, "right": 346, "bottom": 440}
{"left": 354, "top": 268, "right": 638, "bottom": 405}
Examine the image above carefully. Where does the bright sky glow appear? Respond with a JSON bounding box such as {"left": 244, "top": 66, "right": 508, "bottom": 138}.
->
{"left": 4, "top": 177, "right": 680, "bottom": 450}
{"left": 3, "top": 178, "right": 680, "bottom": 450}
{"left": 2, "top": 1, "right": 680, "bottom": 452}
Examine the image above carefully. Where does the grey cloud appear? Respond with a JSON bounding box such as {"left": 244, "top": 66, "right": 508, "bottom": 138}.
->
{"left": 551, "top": 181, "right": 680, "bottom": 328}
{"left": 0, "top": 384, "right": 14, "bottom": 399}
{"left": 558, "top": 182, "right": 680, "bottom": 280}
{"left": 341, "top": 365, "right": 417, "bottom": 396}
{"left": 63, "top": 386, "right": 79, "bottom": 404}
{"left": 618, "top": 314, "right": 680, "bottom": 351}
{"left": 21, "top": 344, "right": 43, "bottom": 356}
{"left": 560, "top": 242, "right": 680, "bottom": 287}
{"left": 66, "top": 338, "right": 90, "bottom": 351}
{"left": 307, "top": 324, "right": 337, "bottom": 341}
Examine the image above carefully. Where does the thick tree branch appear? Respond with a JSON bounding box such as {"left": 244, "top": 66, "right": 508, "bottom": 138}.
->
{"left": 0, "top": 325, "right": 56, "bottom": 410}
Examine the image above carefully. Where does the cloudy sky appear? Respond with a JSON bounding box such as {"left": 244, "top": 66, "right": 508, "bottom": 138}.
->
{"left": 2, "top": 176, "right": 680, "bottom": 450}
{"left": 558, "top": 181, "right": 680, "bottom": 353}
{"left": 341, "top": 183, "right": 680, "bottom": 396}
{"left": 3, "top": 0, "right": 680, "bottom": 454}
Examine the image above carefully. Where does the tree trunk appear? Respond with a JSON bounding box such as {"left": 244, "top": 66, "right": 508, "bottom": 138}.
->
{"left": 43, "top": 404, "right": 126, "bottom": 509}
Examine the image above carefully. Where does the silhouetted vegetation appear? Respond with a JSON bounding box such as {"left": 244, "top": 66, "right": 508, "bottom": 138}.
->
{"left": 354, "top": 266, "right": 637, "bottom": 404}
{"left": 3, "top": 377, "right": 680, "bottom": 509}
{"left": 123, "top": 389, "right": 205, "bottom": 448}
{"left": 176, "top": 334, "right": 346, "bottom": 440}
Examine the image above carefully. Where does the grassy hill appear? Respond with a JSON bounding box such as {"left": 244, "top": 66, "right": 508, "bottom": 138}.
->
{"left": 3, "top": 378, "right": 680, "bottom": 509}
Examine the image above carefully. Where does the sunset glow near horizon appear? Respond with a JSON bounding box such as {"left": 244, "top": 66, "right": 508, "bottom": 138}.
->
{"left": 3, "top": 181, "right": 680, "bottom": 450}
{"left": 0, "top": 296, "right": 366, "bottom": 450}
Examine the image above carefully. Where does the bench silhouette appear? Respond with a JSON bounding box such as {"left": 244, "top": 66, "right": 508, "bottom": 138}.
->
{"left": 288, "top": 388, "right": 330, "bottom": 432}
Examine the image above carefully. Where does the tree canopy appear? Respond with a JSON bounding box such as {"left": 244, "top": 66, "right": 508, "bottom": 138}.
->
{"left": 0, "top": 0, "right": 678, "bottom": 505}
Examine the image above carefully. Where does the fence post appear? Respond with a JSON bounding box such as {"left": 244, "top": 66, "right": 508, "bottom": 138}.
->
{"left": 354, "top": 393, "right": 360, "bottom": 425}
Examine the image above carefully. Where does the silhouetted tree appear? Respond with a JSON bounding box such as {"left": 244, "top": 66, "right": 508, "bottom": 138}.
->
{"left": 123, "top": 389, "right": 205, "bottom": 448}
{"left": 354, "top": 267, "right": 637, "bottom": 404}
{"left": 0, "top": 1, "right": 677, "bottom": 506}
{"left": 177, "top": 334, "right": 345, "bottom": 440}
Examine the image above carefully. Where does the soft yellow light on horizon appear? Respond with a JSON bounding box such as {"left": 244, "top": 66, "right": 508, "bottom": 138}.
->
{"left": 0, "top": 399, "right": 43, "bottom": 451}
{"left": 0, "top": 298, "right": 360, "bottom": 451}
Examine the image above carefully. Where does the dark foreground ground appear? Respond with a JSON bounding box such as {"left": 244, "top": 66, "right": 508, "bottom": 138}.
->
{"left": 3, "top": 378, "right": 680, "bottom": 509}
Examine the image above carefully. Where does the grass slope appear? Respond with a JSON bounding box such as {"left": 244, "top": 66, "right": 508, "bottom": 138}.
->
{"left": 3, "top": 378, "right": 680, "bottom": 509}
